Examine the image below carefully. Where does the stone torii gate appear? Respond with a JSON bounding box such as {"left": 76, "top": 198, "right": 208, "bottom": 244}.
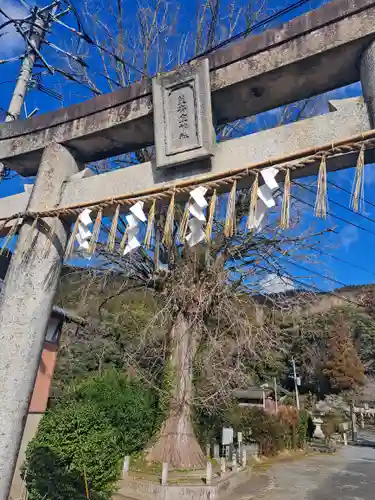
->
{"left": 1, "top": 0, "right": 375, "bottom": 495}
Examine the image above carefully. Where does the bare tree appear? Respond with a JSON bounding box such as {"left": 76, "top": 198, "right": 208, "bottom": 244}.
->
{"left": 55, "top": 187, "right": 329, "bottom": 469}
{"left": 67, "top": 0, "right": 266, "bottom": 89}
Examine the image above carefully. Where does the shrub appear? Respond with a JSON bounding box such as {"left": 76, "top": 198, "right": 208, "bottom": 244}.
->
{"left": 230, "top": 407, "right": 308, "bottom": 456}
{"left": 278, "top": 406, "right": 300, "bottom": 449}
{"left": 297, "top": 410, "right": 309, "bottom": 447}
{"left": 193, "top": 403, "right": 236, "bottom": 448}
{"left": 24, "top": 371, "right": 160, "bottom": 500}
{"left": 229, "top": 407, "right": 283, "bottom": 456}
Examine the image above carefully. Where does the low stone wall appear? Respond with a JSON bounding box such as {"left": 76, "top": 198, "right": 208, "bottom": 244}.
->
{"left": 114, "top": 466, "right": 252, "bottom": 500}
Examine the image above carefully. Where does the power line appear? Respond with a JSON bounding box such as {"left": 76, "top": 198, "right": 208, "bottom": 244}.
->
{"left": 310, "top": 247, "right": 375, "bottom": 279}
{"left": 15, "top": 0, "right": 32, "bottom": 10}
{"left": 255, "top": 262, "right": 364, "bottom": 308}
{"left": 0, "top": 81, "right": 16, "bottom": 86}
{"left": 188, "top": 0, "right": 313, "bottom": 63}
{"left": 291, "top": 193, "right": 375, "bottom": 238}
{"left": 48, "top": 0, "right": 312, "bottom": 83}
{"left": 48, "top": 10, "right": 147, "bottom": 77}
{"left": 0, "top": 55, "right": 23, "bottom": 65}
{"left": 0, "top": 0, "right": 316, "bottom": 113}
{"left": 51, "top": 65, "right": 101, "bottom": 95}
{"left": 281, "top": 257, "right": 349, "bottom": 288}
{"left": 0, "top": 0, "right": 103, "bottom": 113}
{"left": 288, "top": 275, "right": 364, "bottom": 308}
{"left": 293, "top": 180, "right": 375, "bottom": 226}
{"left": 44, "top": 40, "right": 88, "bottom": 67}
{"left": 328, "top": 180, "right": 375, "bottom": 211}
{"left": 43, "top": 40, "right": 125, "bottom": 89}
{"left": 0, "top": 4, "right": 54, "bottom": 78}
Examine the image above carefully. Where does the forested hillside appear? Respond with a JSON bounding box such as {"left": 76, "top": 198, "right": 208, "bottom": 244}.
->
{"left": 53, "top": 267, "right": 375, "bottom": 402}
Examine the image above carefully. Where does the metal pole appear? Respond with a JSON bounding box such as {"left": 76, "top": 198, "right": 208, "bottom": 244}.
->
{"left": 274, "top": 376, "right": 278, "bottom": 412}
{"left": 6, "top": 3, "right": 58, "bottom": 122}
{"left": 350, "top": 403, "right": 357, "bottom": 442}
{"left": 292, "top": 358, "right": 300, "bottom": 411}
{"left": 1, "top": 2, "right": 59, "bottom": 181}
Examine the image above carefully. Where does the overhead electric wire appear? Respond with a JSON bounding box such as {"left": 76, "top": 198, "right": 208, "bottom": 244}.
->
{"left": 1, "top": 0, "right": 126, "bottom": 91}
{"left": 280, "top": 257, "right": 349, "bottom": 288}
{"left": 0, "top": 18, "right": 23, "bottom": 32}
{"left": 0, "top": 6, "right": 54, "bottom": 74}
{"left": 15, "top": 0, "right": 32, "bottom": 10}
{"left": 293, "top": 180, "right": 375, "bottom": 226}
{"left": 328, "top": 180, "right": 375, "bottom": 211}
{"left": 254, "top": 262, "right": 365, "bottom": 308}
{"left": 43, "top": 40, "right": 87, "bottom": 66}
{"left": 286, "top": 275, "right": 364, "bottom": 308}
{"left": 49, "top": 14, "right": 147, "bottom": 77}
{"left": 49, "top": 0, "right": 313, "bottom": 81}
{"left": 51, "top": 65, "right": 101, "bottom": 95}
{"left": 310, "top": 246, "right": 375, "bottom": 278}
{"left": 44, "top": 40, "right": 125, "bottom": 89}
{"left": 188, "top": 0, "right": 313, "bottom": 62}
{"left": 16, "top": 24, "right": 54, "bottom": 74}
{"left": 290, "top": 193, "right": 375, "bottom": 238}
{"left": 0, "top": 55, "right": 23, "bottom": 65}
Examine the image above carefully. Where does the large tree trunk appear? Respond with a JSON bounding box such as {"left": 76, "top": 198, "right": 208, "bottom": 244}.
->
{"left": 147, "top": 310, "right": 205, "bottom": 469}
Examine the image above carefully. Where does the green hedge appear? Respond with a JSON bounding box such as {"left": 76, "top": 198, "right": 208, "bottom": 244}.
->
{"left": 229, "top": 407, "right": 309, "bottom": 456}
{"left": 193, "top": 405, "right": 309, "bottom": 458}
{"left": 23, "top": 371, "right": 160, "bottom": 500}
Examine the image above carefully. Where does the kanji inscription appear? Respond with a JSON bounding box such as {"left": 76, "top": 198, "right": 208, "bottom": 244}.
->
{"left": 152, "top": 58, "right": 214, "bottom": 169}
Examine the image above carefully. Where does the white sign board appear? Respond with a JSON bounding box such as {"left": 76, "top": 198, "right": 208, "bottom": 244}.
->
{"left": 222, "top": 427, "right": 234, "bottom": 446}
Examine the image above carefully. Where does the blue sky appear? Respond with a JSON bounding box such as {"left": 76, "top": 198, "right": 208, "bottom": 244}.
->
{"left": 0, "top": 0, "right": 374, "bottom": 294}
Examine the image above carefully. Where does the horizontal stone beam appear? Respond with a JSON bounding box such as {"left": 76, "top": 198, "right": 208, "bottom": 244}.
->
{"left": 1, "top": 0, "right": 375, "bottom": 174}
{"left": 0, "top": 97, "right": 369, "bottom": 235}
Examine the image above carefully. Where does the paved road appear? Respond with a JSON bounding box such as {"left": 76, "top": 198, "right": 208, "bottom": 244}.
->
{"left": 232, "top": 446, "right": 375, "bottom": 500}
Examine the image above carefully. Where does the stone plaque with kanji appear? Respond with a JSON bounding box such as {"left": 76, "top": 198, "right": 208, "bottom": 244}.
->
{"left": 152, "top": 58, "right": 214, "bottom": 169}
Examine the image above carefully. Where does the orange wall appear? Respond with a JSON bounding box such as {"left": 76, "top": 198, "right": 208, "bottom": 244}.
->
{"left": 29, "top": 342, "right": 58, "bottom": 413}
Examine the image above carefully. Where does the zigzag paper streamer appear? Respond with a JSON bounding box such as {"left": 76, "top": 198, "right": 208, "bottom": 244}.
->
{"left": 124, "top": 202, "right": 147, "bottom": 255}
{"left": 186, "top": 186, "right": 208, "bottom": 247}
{"left": 261, "top": 167, "right": 279, "bottom": 191}
{"left": 258, "top": 167, "right": 279, "bottom": 209}
{"left": 76, "top": 209, "right": 92, "bottom": 252}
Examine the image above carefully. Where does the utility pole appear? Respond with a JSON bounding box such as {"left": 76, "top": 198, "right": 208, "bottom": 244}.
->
{"left": 274, "top": 376, "right": 278, "bottom": 412}
{"left": 6, "top": 2, "right": 59, "bottom": 122}
{"left": 292, "top": 358, "right": 300, "bottom": 411}
{"left": 350, "top": 403, "right": 358, "bottom": 442}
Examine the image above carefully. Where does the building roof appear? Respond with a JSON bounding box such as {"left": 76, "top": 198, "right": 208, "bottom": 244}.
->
{"left": 233, "top": 387, "right": 273, "bottom": 400}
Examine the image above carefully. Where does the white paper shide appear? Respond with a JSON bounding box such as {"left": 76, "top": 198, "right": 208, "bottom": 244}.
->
{"left": 186, "top": 186, "right": 207, "bottom": 247}
{"left": 76, "top": 208, "right": 92, "bottom": 252}
{"left": 249, "top": 167, "right": 280, "bottom": 231}
{"left": 124, "top": 201, "right": 147, "bottom": 255}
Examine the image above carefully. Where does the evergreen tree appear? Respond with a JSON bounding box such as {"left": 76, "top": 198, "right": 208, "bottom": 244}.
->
{"left": 323, "top": 321, "right": 365, "bottom": 392}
